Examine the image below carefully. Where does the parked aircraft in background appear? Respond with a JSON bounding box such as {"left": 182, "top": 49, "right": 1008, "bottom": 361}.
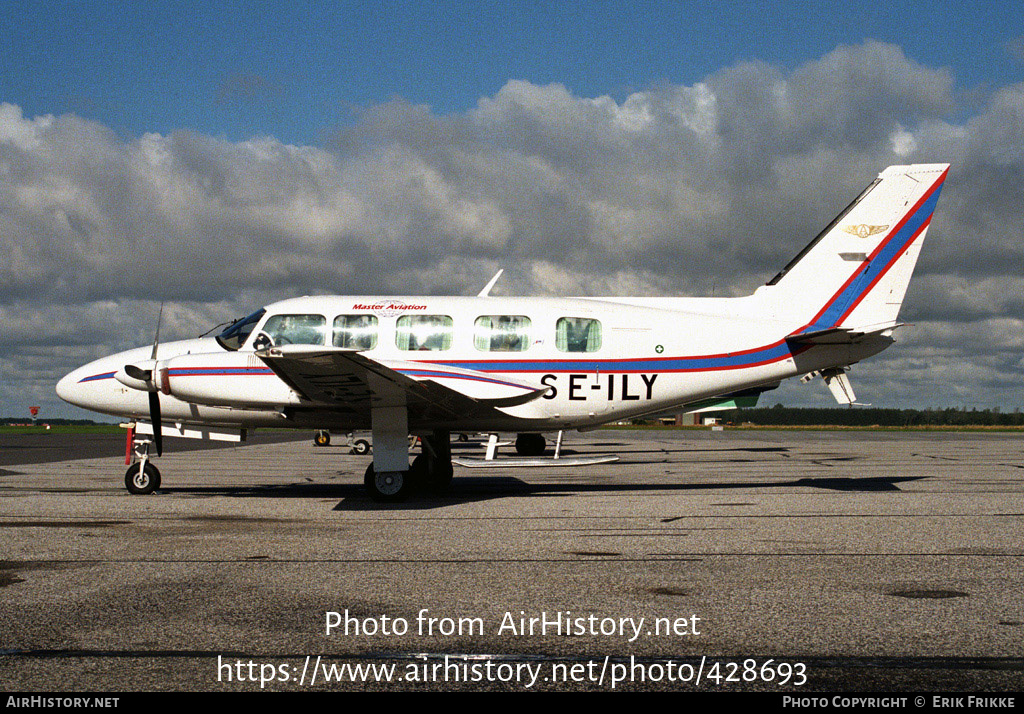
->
{"left": 57, "top": 164, "right": 948, "bottom": 500}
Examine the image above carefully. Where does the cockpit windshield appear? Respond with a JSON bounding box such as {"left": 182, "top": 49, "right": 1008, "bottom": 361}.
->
{"left": 215, "top": 308, "right": 266, "bottom": 351}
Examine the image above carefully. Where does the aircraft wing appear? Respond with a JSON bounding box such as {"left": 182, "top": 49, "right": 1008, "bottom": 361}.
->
{"left": 256, "top": 345, "right": 550, "bottom": 419}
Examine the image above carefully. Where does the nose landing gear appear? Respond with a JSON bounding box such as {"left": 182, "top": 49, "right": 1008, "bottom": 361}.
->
{"left": 125, "top": 460, "right": 161, "bottom": 495}
{"left": 124, "top": 425, "right": 161, "bottom": 494}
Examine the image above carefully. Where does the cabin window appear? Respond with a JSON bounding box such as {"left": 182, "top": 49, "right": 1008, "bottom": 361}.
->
{"left": 396, "top": 315, "right": 454, "bottom": 351}
{"left": 556, "top": 317, "right": 602, "bottom": 353}
{"left": 333, "top": 314, "right": 378, "bottom": 350}
{"left": 474, "top": 315, "right": 531, "bottom": 352}
{"left": 261, "top": 314, "right": 327, "bottom": 346}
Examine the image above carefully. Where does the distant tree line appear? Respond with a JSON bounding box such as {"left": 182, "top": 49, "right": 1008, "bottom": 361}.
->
{"left": 715, "top": 406, "right": 1024, "bottom": 427}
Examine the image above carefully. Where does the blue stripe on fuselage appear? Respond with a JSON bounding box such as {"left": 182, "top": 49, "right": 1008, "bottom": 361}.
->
{"left": 431, "top": 339, "right": 794, "bottom": 373}
{"left": 79, "top": 371, "right": 116, "bottom": 383}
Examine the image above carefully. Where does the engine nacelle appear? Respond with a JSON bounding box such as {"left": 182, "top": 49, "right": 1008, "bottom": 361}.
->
{"left": 160, "top": 351, "right": 300, "bottom": 407}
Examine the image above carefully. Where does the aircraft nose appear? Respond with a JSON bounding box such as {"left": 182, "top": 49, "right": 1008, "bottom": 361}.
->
{"left": 56, "top": 368, "right": 85, "bottom": 407}
{"left": 56, "top": 361, "right": 115, "bottom": 410}
{"left": 57, "top": 347, "right": 155, "bottom": 417}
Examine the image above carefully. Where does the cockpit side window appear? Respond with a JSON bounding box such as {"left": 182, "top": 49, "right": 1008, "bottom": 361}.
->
{"left": 261, "top": 314, "right": 327, "bottom": 346}
{"left": 216, "top": 308, "right": 266, "bottom": 351}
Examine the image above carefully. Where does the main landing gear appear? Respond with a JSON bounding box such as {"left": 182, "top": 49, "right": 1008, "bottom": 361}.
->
{"left": 124, "top": 427, "right": 161, "bottom": 495}
{"left": 363, "top": 430, "right": 454, "bottom": 502}
{"left": 412, "top": 432, "right": 454, "bottom": 493}
{"left": 515, "top": 433, "right": 547, "bottom": 456}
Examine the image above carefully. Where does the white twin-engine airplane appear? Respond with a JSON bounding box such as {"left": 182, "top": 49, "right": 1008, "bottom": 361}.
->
{"left": 57, "top": 163, "right": 948, "bottom": 501}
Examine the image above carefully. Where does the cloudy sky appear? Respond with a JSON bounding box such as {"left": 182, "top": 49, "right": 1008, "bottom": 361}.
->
{"left": 1, "top": 0, "right": 1022, "bottom": 419}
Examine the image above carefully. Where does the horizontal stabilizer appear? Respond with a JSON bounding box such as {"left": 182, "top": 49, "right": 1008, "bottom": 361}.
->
{"left": 786, "top": 323, "right": 902, "bottom": 346}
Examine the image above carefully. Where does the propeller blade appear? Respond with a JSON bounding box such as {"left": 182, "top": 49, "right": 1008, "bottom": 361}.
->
{"left": 148, "top": 391, "right": 163, "bottom": 456}
{"left": 151, "top": 302, "right": 165, "bottom": 361}
{"left": 149, "top": 303, "right": 165, "bottom": 455}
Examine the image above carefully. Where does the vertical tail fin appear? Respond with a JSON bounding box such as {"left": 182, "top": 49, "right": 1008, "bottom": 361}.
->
{"left": 762, "top": 164, "right": 949, "bottom": 334}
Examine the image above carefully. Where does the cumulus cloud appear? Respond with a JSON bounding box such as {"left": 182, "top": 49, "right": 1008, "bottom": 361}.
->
{"left": 1, "top": 40, "right": 1022, "bottom": 417}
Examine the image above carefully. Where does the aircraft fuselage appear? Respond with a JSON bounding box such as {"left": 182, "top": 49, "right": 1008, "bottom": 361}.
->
{"left": 57, "top": 294, "right": 889, "bottom": 433}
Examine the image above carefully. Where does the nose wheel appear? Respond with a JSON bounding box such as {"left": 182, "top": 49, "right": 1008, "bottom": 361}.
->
{"left": 124, "top": 425, "right": 162, "bottom": 494}
{"left": 125, "top": 461, "right": 161, "bottom": 495}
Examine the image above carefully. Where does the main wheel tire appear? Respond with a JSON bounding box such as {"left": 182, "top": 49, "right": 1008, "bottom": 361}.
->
{"left": 314, "top": 430, "right": 331, "bottom": 447}
{"left": 125, "top": 462, "right": 161, "bottom": 495}
{"left": 409, "top": 453, "right": 454, "bottom": 494}
{"left": 351, "top": 438, "right": 370, "bottom": 455}
{"left": 364, "top": 463, "right": 410, "bottom": 502}
{"left": 515, "top": 433, "right": 546, "bottom": 457}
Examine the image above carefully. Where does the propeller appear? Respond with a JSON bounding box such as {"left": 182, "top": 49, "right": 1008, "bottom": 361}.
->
{"left": 149, "top": 303, "right": 164, "bottom": 456}
{"left": 118, "top": 305, "right": 165, "bottom": 455}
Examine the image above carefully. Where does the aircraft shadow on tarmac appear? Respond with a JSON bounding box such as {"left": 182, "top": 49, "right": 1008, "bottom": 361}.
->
{"left": 159, "top": 473, "right": 925, "bottom": 511}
